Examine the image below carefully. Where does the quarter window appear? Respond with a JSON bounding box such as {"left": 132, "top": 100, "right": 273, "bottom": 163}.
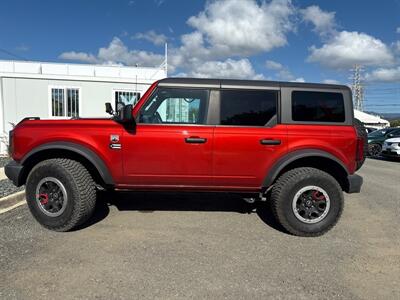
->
{"left": 220, "top": 90, "right": 277, "bottom": 126}
{"left": 51, "top": 87, "right": 79, "bottom": 117}
{"left": 292, "top": 91, "right": 345, "bottom": 122}
{"left": 138, "top": 88, "right": 209, "bottom": 124}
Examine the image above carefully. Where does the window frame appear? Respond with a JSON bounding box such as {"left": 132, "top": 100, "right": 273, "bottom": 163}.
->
{"left": 136, "top": 87, "right": 211, "bottom": 126}
{"left": 48, "top": 86, "right": 82, "bottom": 119}
{"left": 211, "top": 88, "right": 280, "bottom": 128}
{"left": 280, "top": 87, "right": 353, "bottom": 126}
{"left": 112, "top": 89, "right": 141, "bottom": 110}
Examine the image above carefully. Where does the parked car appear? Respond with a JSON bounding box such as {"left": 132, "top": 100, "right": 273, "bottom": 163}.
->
{"left": 5, "top": 78, "right": 365, "bottom": 237}
{"left": 367, "top": 127, "right": 400, "bottom": 157}
{"left": 382, "top": 137, "right": 400, "bottom": 158}
{"left": 365, "top": 127, "right": 377, "bottom": 134}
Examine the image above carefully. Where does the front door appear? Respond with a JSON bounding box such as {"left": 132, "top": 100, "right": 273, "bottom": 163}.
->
{"left": 122, "top": 87, "right": 213, "bottom": 188}
{"left": 213, "top": 89, "right": 287, "bottom": 190}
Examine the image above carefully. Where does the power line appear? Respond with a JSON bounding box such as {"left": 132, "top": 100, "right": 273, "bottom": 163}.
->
{"left": 0, "top": 47, "right": 28, "bottom": 61}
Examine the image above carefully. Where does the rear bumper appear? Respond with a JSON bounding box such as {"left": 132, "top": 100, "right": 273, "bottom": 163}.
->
{"left": 346, "top": 174, "right": 363, "bottom": 194}
{"left": 4, "top": 161, "right": 24, "bottom": 187}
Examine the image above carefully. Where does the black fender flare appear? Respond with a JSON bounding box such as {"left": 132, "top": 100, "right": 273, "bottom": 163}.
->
{"left": 263, "top": 149, "right": 349, "bottom": 187}
{"left": 21, "top": 142, "right": 114, "bottom": 185}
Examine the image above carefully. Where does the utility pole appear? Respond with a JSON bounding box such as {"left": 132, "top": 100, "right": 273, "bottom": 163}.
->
{"left": 351, "top": 64, "right": 364, "bottom": 111}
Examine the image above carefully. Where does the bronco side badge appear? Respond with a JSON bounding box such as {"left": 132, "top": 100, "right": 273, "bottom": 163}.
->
{"left": 110, "top": 134, "right": 120, "bottom": 143}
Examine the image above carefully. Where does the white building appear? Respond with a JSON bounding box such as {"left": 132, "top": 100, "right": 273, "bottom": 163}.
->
{"left": 0, "top": 60, "right": 166, "bottom": 155}
{"left": 354, "top": 109, "right": 390, "bottom": 129}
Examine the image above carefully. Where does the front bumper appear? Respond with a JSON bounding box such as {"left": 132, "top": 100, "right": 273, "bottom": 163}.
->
{"left": 381, "top": 147, "right": 400, "bottom": 157}
{"left": 347, "top": 174, "right": 363, "bottom": 194}
{"left": 4, "top": 161, "right": 24, "bottom": 187}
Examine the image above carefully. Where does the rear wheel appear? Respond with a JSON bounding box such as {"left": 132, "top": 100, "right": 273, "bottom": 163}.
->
{"left": 26, "top": 158, "right": 96, "bottom": 231}
{"left": 271, "top": 167, "right": 343, "bottom": 237}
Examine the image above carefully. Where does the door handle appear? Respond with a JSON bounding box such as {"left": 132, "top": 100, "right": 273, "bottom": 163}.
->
{"left": 185, "top": 137, "right": 207, "bottom": 144}
{"left": 260, "top": 139, "right": 281, "bottom": 145}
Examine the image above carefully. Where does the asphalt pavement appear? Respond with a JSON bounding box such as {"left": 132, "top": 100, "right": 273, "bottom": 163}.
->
{"left": 0, "top": 158, "right": 399, "bottom": 300}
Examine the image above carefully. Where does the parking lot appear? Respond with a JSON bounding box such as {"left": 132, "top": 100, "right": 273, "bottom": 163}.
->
{"left": 0, "top": 158, "right": 399, "bottom": 299}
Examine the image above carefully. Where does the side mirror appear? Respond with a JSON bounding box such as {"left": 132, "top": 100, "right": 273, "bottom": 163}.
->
{"left": 388, "top": 133, "right": 394, "bottom": 138}
{"left": 116, "top": 104, "right": 136, "bottom": 126}
{"left": 105, "top": 102, "right": 114, "bottom": 115}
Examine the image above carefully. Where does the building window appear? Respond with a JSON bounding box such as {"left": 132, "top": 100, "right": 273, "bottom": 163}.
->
{"left": 50, "top": 87, "right": 80, "bottom": 117}
{"left": 114, "top": 90, "right": 140, "bottom": 111}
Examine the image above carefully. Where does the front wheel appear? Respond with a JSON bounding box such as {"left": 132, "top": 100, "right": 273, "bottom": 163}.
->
{"left": 26, "top": 158, "right": 96, "bottom": 231}
{"left": 271, "top": 167, "right": 344, "bottom": 237}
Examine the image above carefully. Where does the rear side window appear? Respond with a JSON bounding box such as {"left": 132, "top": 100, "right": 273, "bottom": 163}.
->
{"left": 220, "top": 90, "right": 277, "bottom": 126}
{"left": 292, "top": 91, "right": 345, "bottom": 122}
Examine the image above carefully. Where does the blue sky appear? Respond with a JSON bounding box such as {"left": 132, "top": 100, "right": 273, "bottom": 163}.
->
{"left": 0, "top": 0, "right": 400, "bottom": 113}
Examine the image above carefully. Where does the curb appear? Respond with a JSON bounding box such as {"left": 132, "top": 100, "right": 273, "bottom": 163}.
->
{"left": 0, "top": 168, "right": 6, "bottom": 181}
{"left": 0, "top": 191, "right": 26, "bottom": 214}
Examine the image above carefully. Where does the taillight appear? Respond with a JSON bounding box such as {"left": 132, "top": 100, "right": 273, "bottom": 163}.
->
{"left": 354, "top": 125, "right": 367, "bottom": 171}
{"left": 356, "top": 137, "right": 364, "bottom": 161}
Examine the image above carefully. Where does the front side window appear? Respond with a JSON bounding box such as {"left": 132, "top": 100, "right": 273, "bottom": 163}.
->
{"left": 220, "top": 90, "right": 277, "bottom": 126}
{"left": 292, "top": 91, "right": 345, "bottom": 122}
{"left": 51, "top": 87, "right": 79, "bottom": 117}
{"left": 138, "top": 88, "right": 209, "bottom": 125}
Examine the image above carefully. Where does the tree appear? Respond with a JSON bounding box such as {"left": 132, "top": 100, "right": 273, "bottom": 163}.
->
{"left": 390, "top": 119, "right": 400, "bottom": 127}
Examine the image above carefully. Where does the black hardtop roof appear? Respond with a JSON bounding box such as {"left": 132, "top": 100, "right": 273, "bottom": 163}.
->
{"left": 158, "top": 77, "right": 350, "bottom": 91}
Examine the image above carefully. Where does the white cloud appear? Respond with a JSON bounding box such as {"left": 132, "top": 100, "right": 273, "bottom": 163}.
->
{"left": 322, "top": 79, "right": 340, "bottom": 84}
{"left": 187, "top": 58, "right": 264, "bottom": 80}
{"left": 308, "top": 31, "right": 395, "bottom": 69}
{"left": 58, "top": 0, "right": 296, "bottom": 78}
{"left": 59, "top": 37, "right": 164, "bottom": 67}
{"left": 393, "top": 41, "right": 400, "bottom": 53}
{"left": 265, "top": 60, "right": 283, "bottom": 70}
{"left": 397, "top": 27, "right": 400, "bottom": 34}
{"left": 265, "top": 59, "right": 302, "bottom": 81}
{"left": 59, "top": 51, "right": 98, "bottom": 64}
{"left": 301, "top": 5, "right": 336, "bottom": 36}
{"left": 186, "top": 0, "right": 295, "bottom": 57}
{"left": 133, "top": 30, "right": 167, "bottom": 46}
{"left": 365, "top": 67, "right": 400, "bottom": 82}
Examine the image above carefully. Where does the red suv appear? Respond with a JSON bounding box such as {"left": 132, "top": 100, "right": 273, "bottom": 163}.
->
{"left": 5, "top": 78, "right": 364, "bottom": 236}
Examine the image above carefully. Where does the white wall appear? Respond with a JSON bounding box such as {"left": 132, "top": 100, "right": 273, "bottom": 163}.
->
{"left": 0, "top": 76, "right": 156, "bottom": 155}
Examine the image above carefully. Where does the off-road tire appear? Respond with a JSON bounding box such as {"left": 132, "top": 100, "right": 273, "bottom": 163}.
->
{"left": 271, "top": 167, "right": 344, "bottom": 237}
{"left": 26, "top": 158, "right": 96, "bottom": 231}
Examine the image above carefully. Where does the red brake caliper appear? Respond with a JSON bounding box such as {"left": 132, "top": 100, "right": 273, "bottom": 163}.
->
{"left": 38, "top": 194, "right": 49, "bottom": 205}
{"left": 312, "top": 191, "right": 325, "bottom": 201}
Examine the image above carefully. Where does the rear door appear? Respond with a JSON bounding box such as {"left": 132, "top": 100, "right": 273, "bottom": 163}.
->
{"left": 212, "top": 87, "right": 288, "bottom": 190}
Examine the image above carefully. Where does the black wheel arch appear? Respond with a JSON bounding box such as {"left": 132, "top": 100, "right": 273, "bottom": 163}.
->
{"left": 19, "top": 142, "right": 114, "bottom": 188}
{"left": 263, "top": 149, "right": 350, "bottom": 192}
